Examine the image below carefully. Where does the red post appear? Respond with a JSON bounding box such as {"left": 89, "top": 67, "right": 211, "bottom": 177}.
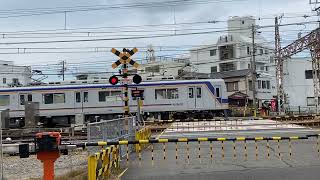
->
{"left": 35, "top": 132, "right": 61, "bottom": 180}
{"left": 37, "top": 151, "right": 60, "bottom": 180}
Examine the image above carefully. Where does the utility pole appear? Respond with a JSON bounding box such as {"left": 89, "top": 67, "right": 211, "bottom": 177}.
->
{"left": 274, "top": 16, "right": 285, "bottom": 115}
{"left": 59, "top": 60, "right": 66, "bottom": 81}
{"left": 251, "top": 24, "right": 257, "bottom": 116}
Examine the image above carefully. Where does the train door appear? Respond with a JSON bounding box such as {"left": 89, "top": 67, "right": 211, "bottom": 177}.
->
{"left": 187, "top": 86, "right": 204, "bottom": 110}
{"left": 18, "top": 93, "right": 32, "bottom": 110}
{"left": 74, "top": 91, "right": 88, "bottom": 113}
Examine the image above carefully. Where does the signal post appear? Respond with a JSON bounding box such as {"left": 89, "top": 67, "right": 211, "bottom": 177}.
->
{"left": 110, "top": 47, "right": 142, "bottom": 128}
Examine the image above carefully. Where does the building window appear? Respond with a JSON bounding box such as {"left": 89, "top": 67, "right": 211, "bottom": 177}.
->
{"left": 99, "top": 91, "right": 122, "bottom": 102}
{"left": 262, "top": 81, "right": 266, "bottom": 89}
{"left": 248, "top": 64, "right": 251, "bottom": 69}
{"left": 242, "top": 20, "right": 245, "bottom": 24}
{"left": 265, "top": 66, "right": 269, "bottom": 72}
{"left": 247, "top": 47, "right": 250, "bottom": 55}
{"left": 265, "top": 49, "right": 269, "bottom": 54}
{"left": 12, "top": 78, "right": 19, "bottom": 84}
{"left": 226, "top": 82, "right": 239, "bottom": 92}
{"left": 0, "top": 95, "right": 10, "bottom": 106}
{"left": 76, "top": 92, "right": 81, "bottom": 103}
{"left": 307, "top": 97, "right": 315, "bottom": 106}
{"left": 43, "top": 93, "right": 65, "bottom": 104}
{"left": 260, "top": 66, "right": 264, "bottom": 71}
{"left": 270, "top": 57, "right": 274, "bottom": 63}
{"left": 211, "top": 66, "right": 217, "bottom": 73}
{"left": 219, "top": 62, "right": 236, "bottom": 72}
{"left": 84, "top": 92, "right": 88, "bottom": 102}
{"left": 155, "top": 88, "right": 179, "bottom": 100}
{"left": 266, "top": 81, "right": 270, "bottom": 89}
{"left": 249, "top": 80, "right": 253, "bottom": 91}
{"left": 259, "top": 49, "right": 263, "bottom": 55}
{"left": 258, "top": 80, "right": 261, "bottom": 89}
{"left": 219, "top": 45, "right": 234, "bottom": 60}
{"left": 305, "top": 70, "right": 313, "bottom": 79}
{"left": 210, "top": 49, "right": 217, "bottom": 56}
{"left": 2, "top": 78, "right": 6, "bottom": 84}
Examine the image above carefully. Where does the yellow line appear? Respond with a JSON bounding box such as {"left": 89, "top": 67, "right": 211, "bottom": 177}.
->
{"left": 118, "top": 168, "right": 128, "bottom": 178}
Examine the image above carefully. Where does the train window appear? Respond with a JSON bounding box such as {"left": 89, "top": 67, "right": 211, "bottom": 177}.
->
{"left": 99, "top": 91, "right": 107, "bottom": 102}
{"left": 84, "top": 92, "right": 88, "bottom": 102}
{"left": 189, "top": 88, "right": 194, "bottom": 98}
{"left": 167, "top": 89, "right": 179, "bottom": 99}
{"left": 20, "top": 95, "right": 25, "bottom": 105}
{"left": 53, "top": 93, "right": 65, "bottom": 103}
{"left": 99, "top": 91, "right": 122, "bottom": 102}
{"left": 196, "top": 87, "right": 202, "bottom": 98}
{"left": 216, "top": 88, "right": 220, "bottom": 97}
{"left": 0, "top": 95, "right": 10, "bottom": 106}
{"left": 27, "top": 94, "right": 32, "bottom": 102}
{"left": 76, "top": 92, "right": 81, "bottom": 103}
{"left": 155, "top": 89, "right": 178, "bottom": 99}
{"left": 43, "top": 93, "right": 65, "bottom": 104}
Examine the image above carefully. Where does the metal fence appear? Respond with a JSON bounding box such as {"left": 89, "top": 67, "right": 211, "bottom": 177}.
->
{"left": 87, "top": 117, "right": 136, "bottom": 154}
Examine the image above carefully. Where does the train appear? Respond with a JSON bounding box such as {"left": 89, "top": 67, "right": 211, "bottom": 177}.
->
{"left": 0, "top": 79, "right": 228, "bottom": 128}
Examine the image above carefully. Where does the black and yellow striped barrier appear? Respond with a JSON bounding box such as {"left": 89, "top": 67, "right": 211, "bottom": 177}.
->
{"left": 146, "top": 119, "right": 258, "bottom": 123}
{"left": 85, "top": 134, "right": 320, "bottom": 178}
{"left": 87, "top": 145, "right": 120, "bottom": 180}
{"left": 81, "top": 135, "right": 318, "bottom": 147}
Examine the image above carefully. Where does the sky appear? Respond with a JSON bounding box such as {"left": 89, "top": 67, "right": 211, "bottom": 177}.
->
{"left": 0, "top": 0, "right": 318, "bottom": 80}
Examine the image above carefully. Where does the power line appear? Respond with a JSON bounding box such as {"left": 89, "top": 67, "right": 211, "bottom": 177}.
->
{"left": 0, "top": 0, "right": 247, "bottom": 19}
{"left": 0, "top": 20, "right": 318, "bottom": 45}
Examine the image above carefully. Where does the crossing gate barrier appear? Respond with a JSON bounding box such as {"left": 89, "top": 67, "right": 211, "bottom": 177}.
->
{"left": 135, "top": 127, "right": 151, "bottom": 153}
{"left": 87, "top": 145, "right": 120, "bottom": 180}
{"left": 83, "top": 134, "right": 320, "bottom": 168}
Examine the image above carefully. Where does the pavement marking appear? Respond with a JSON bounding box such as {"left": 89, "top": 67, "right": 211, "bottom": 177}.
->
{"left": 118, "top": 167, "right": 128, "bottom": 178}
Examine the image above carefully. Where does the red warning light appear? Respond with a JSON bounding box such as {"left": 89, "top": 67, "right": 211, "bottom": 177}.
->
{"left": 109, "top": 76, "right": 119, "bottom": 85}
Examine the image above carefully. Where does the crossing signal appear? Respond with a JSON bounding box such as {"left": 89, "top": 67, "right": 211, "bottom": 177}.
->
{"left": 109, "top": 76, "right": 119, "bottom": 85}
{"left": 133, "top": 74, "right": 142, "bottom": 84}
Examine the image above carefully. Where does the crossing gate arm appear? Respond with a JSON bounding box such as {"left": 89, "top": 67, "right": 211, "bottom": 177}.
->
{"left": 79, "top": 134, "right": 320, "bottom": 148}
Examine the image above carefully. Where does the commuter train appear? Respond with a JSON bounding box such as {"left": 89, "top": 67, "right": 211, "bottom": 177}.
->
{"left": 0, "top": 79, "right": 228, "bottom": 128}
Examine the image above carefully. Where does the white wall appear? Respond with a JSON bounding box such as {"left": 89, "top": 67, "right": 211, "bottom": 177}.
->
{"left": 284, "top": 58, "right": 313, "bottom": 107}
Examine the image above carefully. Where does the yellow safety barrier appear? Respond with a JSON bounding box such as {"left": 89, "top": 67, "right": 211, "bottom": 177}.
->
{"left": 135, "top": 127, "right": 151, "bottom": 153}
{"left": 87, "top": 145, "right": 120, "bottom": 180}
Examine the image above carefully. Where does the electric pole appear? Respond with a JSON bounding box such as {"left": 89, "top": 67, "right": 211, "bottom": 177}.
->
{"left": 251, "top": 24, "right": 257, "bottom": 116}
{"left": 274, "top": 16, "right": 285, "bottom": 115}
{"left": 59, "top": 60, "right": 66, "bottom": 81}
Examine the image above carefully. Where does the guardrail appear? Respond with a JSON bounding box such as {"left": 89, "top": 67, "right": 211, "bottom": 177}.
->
{"left": 87, "top": 145, "right": 120, "bottom": 180}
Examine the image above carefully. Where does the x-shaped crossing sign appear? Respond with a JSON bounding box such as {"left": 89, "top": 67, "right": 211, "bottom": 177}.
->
{"left": 111, "top": 47, "right": 139, "bottom": 69}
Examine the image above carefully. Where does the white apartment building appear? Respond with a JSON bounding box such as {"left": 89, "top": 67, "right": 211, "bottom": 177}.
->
{"left": 189, "top": 16, "right": 276, "bottom": 105}
{"left": 0, "top": 60, "right": 32, "bottom": 87}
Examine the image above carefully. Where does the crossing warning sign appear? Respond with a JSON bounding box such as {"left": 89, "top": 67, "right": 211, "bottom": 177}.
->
{"left": 111, "top": 47, "right": 139, "bottom": 69}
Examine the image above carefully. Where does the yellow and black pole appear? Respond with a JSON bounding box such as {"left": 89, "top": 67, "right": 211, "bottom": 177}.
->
{"left": 122, "top": 63, "right": 130, "bottom": 116}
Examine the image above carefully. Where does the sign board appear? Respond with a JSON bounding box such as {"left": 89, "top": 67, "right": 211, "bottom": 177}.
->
{"left": 131, "top": 90, "right": 144, "bottom": 98}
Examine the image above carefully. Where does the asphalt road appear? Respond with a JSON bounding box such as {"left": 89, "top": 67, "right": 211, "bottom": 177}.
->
{"left": 121, "top": 128, "right": 320, "bottom": 180}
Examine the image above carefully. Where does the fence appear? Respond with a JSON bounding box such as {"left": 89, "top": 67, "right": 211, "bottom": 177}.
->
{"left": 87, "top": 117, "right": 133, "bottom": 154}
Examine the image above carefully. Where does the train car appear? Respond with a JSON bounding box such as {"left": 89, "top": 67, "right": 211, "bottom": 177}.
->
{"left": 0, "top": 79, "right": 228, "bottom": 127}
